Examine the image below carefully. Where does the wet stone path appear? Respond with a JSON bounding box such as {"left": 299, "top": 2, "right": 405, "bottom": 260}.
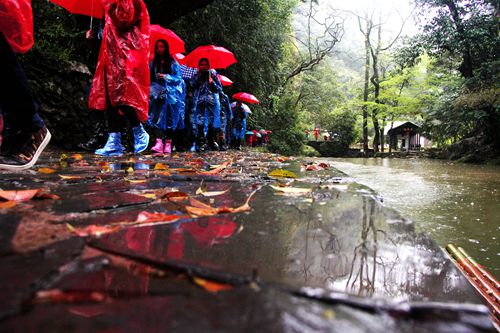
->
{"left": 0, "top": 150, "right": 495, "bottom": 332}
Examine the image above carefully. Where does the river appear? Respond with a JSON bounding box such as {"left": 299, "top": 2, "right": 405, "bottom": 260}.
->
{"left": 329, "top": 157, "right": 500, "bottom": 277}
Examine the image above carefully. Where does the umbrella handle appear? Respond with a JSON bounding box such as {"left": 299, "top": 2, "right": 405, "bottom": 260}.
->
{"left": 90, "top": 16, "right": 93, "bottom": 30}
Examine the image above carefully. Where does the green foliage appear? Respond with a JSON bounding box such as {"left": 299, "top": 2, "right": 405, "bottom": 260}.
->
{"left": 29, "top": 0, "right": 87, "bottom": 63}
{"left": 322, "top": 108, "right": 359, "bottom": 148}
{"left": 266, "top": 92, "right": 305, "bottom": 155}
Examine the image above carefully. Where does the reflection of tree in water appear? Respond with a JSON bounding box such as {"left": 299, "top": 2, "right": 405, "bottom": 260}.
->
{"left": 346, "top": 196, "right": 393, "bottom": 297}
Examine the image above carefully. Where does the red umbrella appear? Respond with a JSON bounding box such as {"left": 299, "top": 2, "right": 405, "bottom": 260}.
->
{"left": 233, "top": 92, "right": 259, "bottom": 104}
{"left": 173, "top": 53, "right": 186, "bottom": 64}
{"left": 149, "top": 25, "right": 185, "bottom": 59}
{"left": 183, "top": 45, "right": 237, "bottom": 69}
{"left": 217, "top": 74, "right": 233, "bottom": 87}
{"left": 49, "top": 0, "right": 104, "bottom": 18}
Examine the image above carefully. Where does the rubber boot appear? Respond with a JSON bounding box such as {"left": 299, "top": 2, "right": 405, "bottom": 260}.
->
{"left": 95, "top": 132, "right": 125, "bottom": 156}
{"left": 132, "top": 124, "right": 150, "bottom": 154}
{"left": 164, "top": 139, "right": 172, "bottom": 154}
{"left": 151, "top": 138, "right": 163, "bottom": 154}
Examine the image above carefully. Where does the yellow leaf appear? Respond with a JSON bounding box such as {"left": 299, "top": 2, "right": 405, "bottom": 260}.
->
{"left": 59, "top": 175, "right": 82, "bottom": 180}
{"left": 270, "top": 185, "right": 311, "bottom": 194}
{"left": 154, "top": 163, "right": 169, "bottom": 170}
{"left": 268, "top": 169, "right": 298, "bottom": 179}
{"left": 60, "top": 154, "right": 69, "bottom": 162}
{"left": 193, "top": 277, "right": 233, "bottom": 293}
{"left": 126, "top": 179, "right": 147, "bottom": 184}
{"left": 142, "top": 193, "right": 157, "bottom": 199}
{"left": 126, "top": 167, "right": 134, "bottom": 174}
{"left": 38, "top": 167, "right": 57, "bottom": 174}
{"left": 201, "top": 189, "right": 229, "bottom": 197}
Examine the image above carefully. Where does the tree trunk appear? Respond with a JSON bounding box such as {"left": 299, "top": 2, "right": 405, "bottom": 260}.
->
{"left": 370, "top": 22, "right": 382, "bottom": 153}
{"left": 361, "top": 18, "right": 371, "bottom": 156}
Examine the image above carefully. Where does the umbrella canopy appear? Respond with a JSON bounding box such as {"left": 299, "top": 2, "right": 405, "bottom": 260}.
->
{"left": 231, "top": 102, "right": 252, "bottom": 114}
{"left": 232, "top": 92, "right": 259, "bottom": 104}
{"left": 49, "top": 0, "right": 103, "bottom": 18}
{"left": 173, "top": 53, "right": 185, "bottom": 64}
{"left": 149, "top": 25, "right": 185, "bottom": 59}
{"left": 217, "top": 74, "right": 233, "bottom": 87}
{"left": 184, "top": 45, "right": 237, "bottom": 69}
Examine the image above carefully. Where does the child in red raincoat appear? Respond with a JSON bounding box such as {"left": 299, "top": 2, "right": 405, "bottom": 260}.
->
{"left": 89, "top": 0, "right": 151, "bottom": 156}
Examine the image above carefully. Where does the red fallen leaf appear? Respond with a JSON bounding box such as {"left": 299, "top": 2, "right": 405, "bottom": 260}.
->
{"left": 135, "top": 211, "right": 186, "bottom": 223}
{"left": 35, "top": 190, "right": 61, "bottom": 200}
{"left": 164, "top": 191, "right": 189, "bottom": 202}
{"left": 185, "top": 205, "right": 219, "bottom": 217}
{"left": 0, "top": 200, "right": 16, "bottom": 209}
{"left": 276, "top": 156, "right": 287, "bottom": 162}
{"left": 185, "top": 190, "right": 256, "bottom": 217}
{"left": 306, "top": 164, "right": 320, "bottom": 171}
{"left": 34, "top": 290, "right": 108, "bottom": 304}
{"left": 193, "top": 277, "right": 233, "bottom": 293}
{"left": 189, "top": 197, "right": 213, "bottom": 209}
{"left": 197, "top": 161, "right": 231, "bottom": 175}
{"left": 0, "top": 189, "right": 42, "bottom": 202}
{"left": 318, "top": 162, "right": 329, "bottom": 169}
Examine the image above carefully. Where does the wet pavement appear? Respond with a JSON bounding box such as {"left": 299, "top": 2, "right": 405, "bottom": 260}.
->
{"left": 0, "top": 150, "right": 496, "bottom": 332}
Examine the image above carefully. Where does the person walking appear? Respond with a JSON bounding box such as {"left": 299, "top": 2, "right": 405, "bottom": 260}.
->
{"left": 89, "top": 0, "right": 151, "bottom": 156}
{"left": 147, "top": 39, "right": 185, "bottom": 155}
{"left": 0, "top": 0, "right": 51, "bottom": 170}
{"left": 190, "top": 58, "right": 222, "bottom": 151}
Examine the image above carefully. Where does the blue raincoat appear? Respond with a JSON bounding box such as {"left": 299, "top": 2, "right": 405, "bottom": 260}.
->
{"left": 219, "top": 92, "right": 233, "bottom": 136}
{"left": 190, "top": 70, "right": 222, "bottom": 136}
{"left": 147, "top": 59, "right": 186, "bottom": 131}
{"left": 230, "top": 103, "right": 248, "bottom": 143}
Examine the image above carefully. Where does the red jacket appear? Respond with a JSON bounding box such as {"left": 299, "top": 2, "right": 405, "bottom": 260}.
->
{"left": 0, "top": 0, "right": 34, "bottom": 53}
{"left": 88, "top": 0, "right": 150, "bottom": 122}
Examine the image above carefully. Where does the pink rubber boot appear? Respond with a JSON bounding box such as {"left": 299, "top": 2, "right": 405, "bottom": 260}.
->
{"left": 164, "top": 139, "right": 172, "bottom": 154}
{"left": 151, "top": 138, "right": 163, "bottom": 154}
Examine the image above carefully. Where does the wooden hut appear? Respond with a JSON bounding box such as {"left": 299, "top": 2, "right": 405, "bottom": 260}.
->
{"left": 386, "top": 121, "right": 430, "bottom": 151}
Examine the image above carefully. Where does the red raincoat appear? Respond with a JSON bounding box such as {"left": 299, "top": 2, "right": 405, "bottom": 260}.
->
{"left": 88, "top": 0, "right": 150, "bottom": 122}
{"left": 0, "top": 0, "right": 34, "bottom": 53}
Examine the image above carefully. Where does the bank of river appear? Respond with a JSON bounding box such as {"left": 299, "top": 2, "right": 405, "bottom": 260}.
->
{"left": 329, "top": 157, "right": 500, "bottom": 277}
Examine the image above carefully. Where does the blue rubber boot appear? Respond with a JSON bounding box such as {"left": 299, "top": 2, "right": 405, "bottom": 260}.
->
{"left": 132, "top": 124, "right": 150, "bottom": 154}
{"left": 95, "top": 132, "right": 125, "bottom": 156}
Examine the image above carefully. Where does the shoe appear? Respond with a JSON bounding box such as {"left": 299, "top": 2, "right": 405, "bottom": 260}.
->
{"left": 132, "top": 124, "right": 149, "bottom": 154}
{"left": 0, "top": 126, "right": 51, "bottom": 171}
{"left": 190, "top": 143, "right": 196, "bottom": 152}
{"left": 164, "top": 139, "right": 172, "bottom": 154}
{"left": 95, "top": 132, "right": 125, "bottom": 156}
{"left": 151, "top": 138, "right": 163, "bottom": 154}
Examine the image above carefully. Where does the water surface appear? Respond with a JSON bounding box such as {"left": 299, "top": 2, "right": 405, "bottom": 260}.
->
{"left": 330, "top": 158, "right": 500, "bottom": 277}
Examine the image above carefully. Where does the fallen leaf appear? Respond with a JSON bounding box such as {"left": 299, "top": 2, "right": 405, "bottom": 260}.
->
{"left": 196, "top": 180, "right": 229, "bottom": 197}
{"left": 59, "top": 175, "right": 83, "bottom": 180}
{"left": 142, "top": 193, "right": 157, "bottom": 199}
{"left": 0, "top": 200, "right": 16, "bottom": 209}
{"left": 197, "top": 161, "right": 231, "bottom": 175}
{"left": 185, "top": 190, "right": 256, "bottom": 217}
{"left": 60, "top": 154, "right": 69, "bottom": 162}
{"left": 163, "top": 191, "right": 189, "bottom": 202}
{"left": 34, "top": 290, "right": 108, "bottom": 304}
{"left": 189, "top": 197, "right": 213, "bottom": 209}
{"left": 0, "top": 189, "right": 41, "bottom": 202}
{"left": 38, "top": 167, "right": 57, "bottom": 174}
{"left": 126, "top": 179, "right": 147, "bottom": 184}
{"left": 71, "top": 154, "right": 83, "bottom": 161}
{"left": 154, "top": 163, "right": 169, "bottom": 170}
{"left": 270, "top": 185, "right": 311, "bottom": 194}
{"left": 126, "top": 167, "right": 134, "bottom": 174}
{"left": 320, "top": 184, "right": 349, "bottom": 191}
{"left": 67, "top": 223, "right": 119, "bottom": 237}
{"left": 276, "top": 156, "right": 287, "bottom": 162}
{"left": 193, "top": 277, "right": 233, "bottom": 293}
{"left": 135, "top": 211, "right": 186, "bottom": 224}
{"left": 268, "top": 169, "right": 298, "bottom": 179}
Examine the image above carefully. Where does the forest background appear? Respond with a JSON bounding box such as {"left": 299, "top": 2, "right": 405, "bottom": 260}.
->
{"left": 23, "top": 0, "right": 499, "bottom": 161}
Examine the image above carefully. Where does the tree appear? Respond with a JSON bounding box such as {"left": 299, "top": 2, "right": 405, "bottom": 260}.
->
{"left": 414, "top": 0, "right": 500, "bottom": 152}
